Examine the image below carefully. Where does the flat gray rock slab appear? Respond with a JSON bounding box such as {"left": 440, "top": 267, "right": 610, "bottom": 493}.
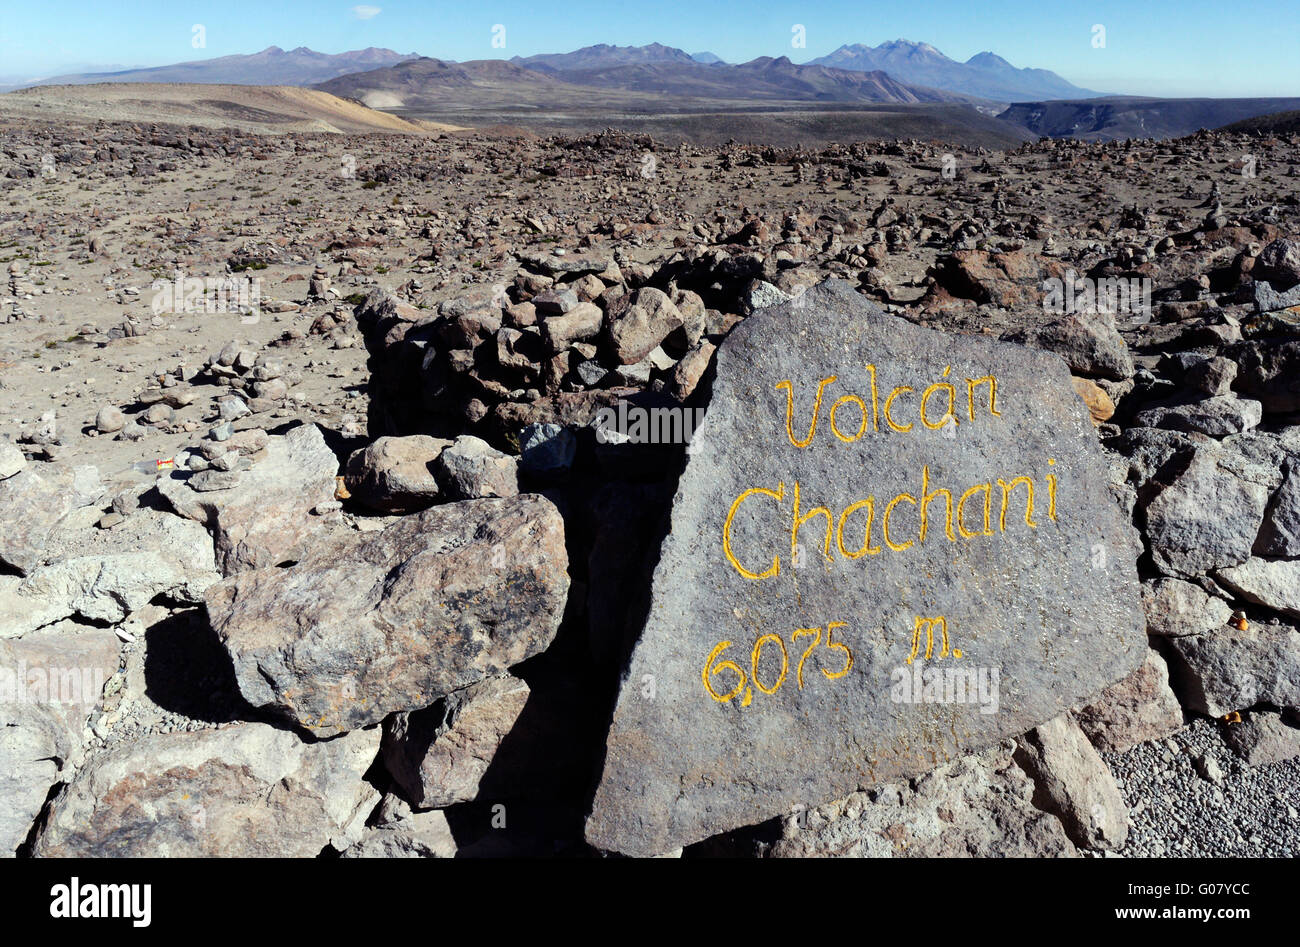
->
{"left": 585, "top": 279, "right": 1145, "bottom": 856}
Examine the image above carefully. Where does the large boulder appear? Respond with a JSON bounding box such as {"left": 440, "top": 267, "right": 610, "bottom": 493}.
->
{"left": 0, "top": 626, "right": 119, "bottom": 855}
{"left": 0, "top": 699, "right": 72, "bottom": 856}
{"left": 928, "top": 249, "right": 1043, "bottom": 308}
{"left": 343, "top": 435, "right": 449, "bottom": 513}
{"left": 1254, "top": 460, "right": 1300, "bottom": 557}
{"left": 342, "top": 805, "right": 458, "bottom": 858}
{"left": 1255, "top": 238, "right": 1300, "bottom": 289}
{"left": 205, "top": 494, "right": 568, "bottom": 736}
{"left": 1141, "top": 578, "right": 1233, "bottom": 637}
{"left": 1075, "top": 649, "right": 1184, "bottom": 753}
{"left": 1132, "top": 396, "right": 1262, "bottom": 438}
{"left": 543, "top": 302, "right": 603, "bottom": 352}
{"left": 606, "top": 287, "right": 684, "bottom": 365}
{"left": 1143, "top": 439, "right": 1274, "bottom": 576}
{"left": 1229, "top": 341, "right": 1300, "bottom": 414}
{"left": 1165, "top": 622, "right": 1300, "bottom": 716}
{"left": 32, "top": 723, "right": 379, "bottom": 857}
{"left": 1217, "top": 557, "right": 1300, "bottom": 619}
{"left": 585, "top": 279, "right": 1146, "bottom": 856}
{"left": 434, "top": 435, "right": 519, "bottom": 501}
{"left": 1223, "top": 711, "right": 1300, "bottom": 766}
{"left": 1005, "top": 311, "right": 1134, "bottom": 381}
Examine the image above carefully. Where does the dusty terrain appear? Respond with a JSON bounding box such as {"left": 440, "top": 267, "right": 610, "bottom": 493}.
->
{"left": 2, "top": 109, "right": 1300, "bottom": 857}
{"left": 3, "top": 113, "right": 1286, "bottom": 478}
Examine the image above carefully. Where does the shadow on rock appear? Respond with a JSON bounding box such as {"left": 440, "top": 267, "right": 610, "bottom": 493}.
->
{"left": 142, "top": 607, "right": 257, "bottom": 725}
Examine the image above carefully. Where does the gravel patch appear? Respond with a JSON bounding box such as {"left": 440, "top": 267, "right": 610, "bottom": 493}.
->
{"left": 1106, "top": 716, "right": 1300, "bottom": 857}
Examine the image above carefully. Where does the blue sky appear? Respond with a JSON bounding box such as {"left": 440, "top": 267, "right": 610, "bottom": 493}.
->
{"left": 1, "top": 0, "right": 1297, "bottom": 97}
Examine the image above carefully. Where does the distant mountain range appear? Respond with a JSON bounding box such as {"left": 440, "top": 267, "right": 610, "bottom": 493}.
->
{"left": 315, "top": 53, "right": 981, "bottom": 111}
{"left": 807, "top": 40, "right": 1099, "bottom": 101}
{"left": 510, "top": 43, "right": 697, "bottom": 74}
{"left": 503, "top": 40, "right": 1090, "bottom": 102}
{"left": 517, "top": 53, "right": 979, "bottom": 104}
{"left": 14, "top": 39, "right": 1093, "bottom": 103}
{"left": 20, "top": 46, "right": 419, "bottom": 88}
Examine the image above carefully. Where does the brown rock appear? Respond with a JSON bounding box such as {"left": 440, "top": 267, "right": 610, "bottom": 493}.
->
{"left": 668, "top": 340, "right": 716, "bottom": 402}
{"left": 1075, "top": 650, "right": 1184, "bottom": 752}
{"left": 343, "top": 435, "right": 449, "bottom": 513}
{"left": 543, "top": 301, "right": 603, "bottom": 353}
{"left": 1014, "top": 713, "right": 1128, "bottom": 852}
{"left": 1070, "top": 376, "right": 1115, "bottom": 424}
{"left": 606, "top": 287, "right": 684, "bottom": 364}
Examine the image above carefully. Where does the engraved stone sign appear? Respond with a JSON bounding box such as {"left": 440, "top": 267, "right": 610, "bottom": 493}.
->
{"left": 585, "top": 279, "right": 1145, "bottom": 856}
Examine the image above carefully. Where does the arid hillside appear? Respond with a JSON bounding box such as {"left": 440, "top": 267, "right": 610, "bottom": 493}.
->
{"left": 0, "top": 84, "right": 462, "bottom": 135}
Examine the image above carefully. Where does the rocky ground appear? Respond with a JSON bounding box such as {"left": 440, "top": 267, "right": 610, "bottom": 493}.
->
{"left": 1, "top": 113, "right": 1299, "bottom": 857}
